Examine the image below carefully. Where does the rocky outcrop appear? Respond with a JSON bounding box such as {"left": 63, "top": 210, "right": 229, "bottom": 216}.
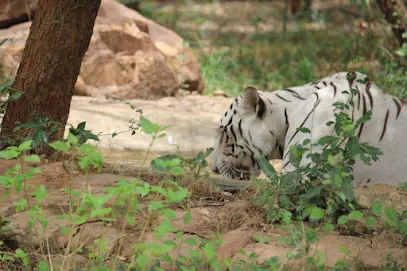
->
{"left": 0, "top": 0, "right": 204, "bottom": 100}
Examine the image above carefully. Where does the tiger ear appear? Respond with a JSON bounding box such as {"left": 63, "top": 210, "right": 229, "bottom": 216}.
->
{"left": 242, "top": 87, "right": 265, "bottom": 118}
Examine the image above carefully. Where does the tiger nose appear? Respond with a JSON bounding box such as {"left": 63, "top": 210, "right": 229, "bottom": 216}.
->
{"left": 212, "top": 166, "right": 219, "bottom": 174}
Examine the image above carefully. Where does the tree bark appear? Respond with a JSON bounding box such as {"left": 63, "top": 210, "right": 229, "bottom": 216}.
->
{"left": 0, "top": 0, "right": 101, "bottom": 152}
{"left": 375, "top": 0, "right": 407, "bottom": 47}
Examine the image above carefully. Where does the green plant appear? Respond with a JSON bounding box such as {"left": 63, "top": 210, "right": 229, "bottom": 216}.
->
{"left": 68, "top": 121, "right": 100, "bottom": 144}
{"left": 10, "top": 113, "right": 60, "bottom": 153}
{"left": 0, "top": 114, "right": 253, "bottom": 270}
{"left": 151, "top": 147, "right": 214, "bottom": 178}
{"left": 255, "top": 76, "right": 383, "bottom": 226}
{"left": 395, "top": 32, "right": 407, "bottom": 57}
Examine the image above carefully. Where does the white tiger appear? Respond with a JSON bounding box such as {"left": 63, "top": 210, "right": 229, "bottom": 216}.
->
{"left": 211, "top": 72, "right": 407, "bottom": 185}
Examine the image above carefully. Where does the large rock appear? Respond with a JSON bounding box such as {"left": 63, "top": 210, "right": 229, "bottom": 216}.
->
{"left": 0, "top": 0, "right": 38, "bottom": 28}
{"left": 0, "top": 0, "right": 204, "bottom": 99}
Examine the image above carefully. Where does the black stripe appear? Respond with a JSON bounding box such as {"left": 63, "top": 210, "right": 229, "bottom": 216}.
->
{"left": 230, "top": 125, "right": 237, "bottom": 142}
{"left": 330, "top": 82, "right": 337, "bottom": 97}
{"left": 244, "top": 144, "right": 255, "bottom": 155}
{"left": 238, "top": 119, "right": 243, "bottom": 136}
{"left": 356, "top": 86, "right": 361, "bottom": 110}
{"left": 365, "top": 81, "right": 373, "bottom": 109}
{"left": 253, "top": 144, "right": 263, "bottom": 156}
{"left": 269, "top": 130, "right": 275, "bottom": 137}
{"left": 352, "top": 103, "right": 355, "bottom": 122}
{"left": 275, "top": 93, "right": 291, "bottom": 102}
{"left": 225, "top": 116, "right": 233, "bottom": 127}
{"left": 393, "top": 98, "right": 402, "bottom": 119}
{"left": 284, "top": 93, "right": 321, "bottom": 158}
{"left": 282, "top": 160, "right": 290, "bottom": 169}
{"left": 380, "top": 109, "right": 390, "bottom": 141}
{"left": 357, "top": 95, "right": 367, "bottom": 139}
{"left": 282, "top": 88, "right": 306, "bottom": 100}
{"left": 266, "top": 98, "right": 273, "bottom": 106}
{"left": 248, "top": 130, "right": 253, "bottom": 142}
{"left": 322, "top": 81, "right": 327, "bottom": 86}
{"left": 257, "top": 97, "right": 266, "bottom": 118}
{"left": 284, "top": 108, "right": 289, "bottom": 129}
{"left": 236, "top": 143, "right": 244, "bottom": 149}
{"left": 315, "top": 86, "right": 321, "bottom": 89}
{"left": 250, "top": 156, "right": 256, "bottom": 168}
{"left": 347, "top": 71, "right": 356, "bottom": 89}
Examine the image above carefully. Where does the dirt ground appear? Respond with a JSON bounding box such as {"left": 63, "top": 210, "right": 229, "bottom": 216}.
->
{"left": 0, "top": 159, "right": 406, "bottom": 270}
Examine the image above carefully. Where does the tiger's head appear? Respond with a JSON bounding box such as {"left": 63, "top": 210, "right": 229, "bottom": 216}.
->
{"left": 211, "top": 87, "right": 280, "bottom": 180}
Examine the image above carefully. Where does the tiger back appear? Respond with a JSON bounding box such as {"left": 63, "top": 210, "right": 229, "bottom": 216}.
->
{"left": 211, "top": 72, "right": 407, "bottom": 185}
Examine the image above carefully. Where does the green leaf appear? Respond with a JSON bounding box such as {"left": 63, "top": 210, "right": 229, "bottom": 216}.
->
{"left": 14, "top": 198, "right": 28, "bottom": 212}
{"left": 135, "top": 183, "right": 150, "bottom": 197}
{"left": 365, "top": 216, "right": 376, "bottom": 228}
{"left": 15, "top": 248, "right": 27, "bottom": 259}
{"left": 317, "top": 136, "right": 338, "bottom": 145}
{"left": 349, "top": 210, "right": 363, "bottom": 220}
{"left": 61, "top": 227, "right": 69, "bottom": 235}
{"left": 316, "top": 250, "right": 325, "bottom": 267}
{"left": 346, "top": 137, "right": 359, "bottom": 157}
{"left": 135, "top": 254, "right": 149, "bottom": 269}
{"left": 38, "top": 260, "right": 50, "bottom": 271}
{"left": 154, "top": 219, "right": 174, "bottom": 239}
{"left": 151, "top": 186, "right": 167, "bottom": 196}
{"left": 0, "top": 38, "right": 8, "bottom": 47}
{"left": 18, "top": 140, "right": 33, "bottom": 151}
{"left": 79, "top": 144, "right": 95, "bottom": 154}
{"left": 324, "top": 223, "right": 334, "bottom": 232}
{"left": 32, "top": 185, "right": 47, "bottom": 204}
{"left": 79, "top": 156, "right": 91, "bottom": 170}
{"left": 154, "top": 158, "right": 168, "bottom": 168}
{"left": 256, "top": 157, "right": 278, "bottom": 182}
{"left": 343, "top": 180, "right": 354, "bottom": 202}
{"left": 23, "top": 155, "right": 41, "bottom": 163}
{"left": 168, "top": 158, "right": 182, "bottom": 166}
{"left": 148, "top": 201, "right": 164, "bottom": 211}
{"left": 183, "top": 212, "right": 192, "bottom": 225}
{"left": 297, "top": 127, "right": 311, "bottom": 134}
{"left": 161, "top": 209, "right": 177, "bottom": 220}
{"left": 0, "top": 149, "right": 20, "bottom": 159}
{"left": 184, "top": 238, "right": 197, "bottom": 246}
{"left": 384, "top": 207, "right": 398, "bottom": 223}
{"left": 150, "top": 154, "right": 179, "bottom": 173}
{"left": 337, "top": 215, "right": 348, "bottom": 225}
{"left": 67, "top": 133, "right": 78, "bottom": 146}
{"left": 170, "top": 166, "right": 184, "bottom": 176}
{"left": 49, "top": 141, "right": 69, "bottom": 152}
{"left": 77, "top": 121, "right": 86, "bottom": 130}
{"left": 309, "top": 207, "right": 325, "bottom": 221}
{"left": 140, "top": 116, "right": 161, "bottom": 134}
{"left": 9, "top": 92, "right": 22, "bottom": 101}
{"left": 371, "top": 200, "right": 382, "bottom": 217}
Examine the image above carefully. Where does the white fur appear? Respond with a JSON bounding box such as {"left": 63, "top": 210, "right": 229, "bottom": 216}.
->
{"left": 211, "top": 72, "right": 407, "bottom": 185}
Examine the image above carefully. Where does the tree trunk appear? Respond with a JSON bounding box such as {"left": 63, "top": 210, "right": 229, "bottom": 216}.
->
{"left": 0, "top": 0, "right": 101, "bottom": 152}
{"left": 375, "top": 0, "right": 407, "bottom": 47}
